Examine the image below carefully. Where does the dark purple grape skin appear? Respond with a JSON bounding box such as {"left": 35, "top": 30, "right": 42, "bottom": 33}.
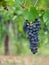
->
{"left": 30, "top": 43, "right": 38, "bottom": 48}
{"left": 43, "top": 25, "right": 48, "bottom": 32}
{"left": 23, "top": 20, "right": 29, "bottom": 32}
{"left": 43, "top": 27, "right": 48, "bottom": 32}
{"left": 31, "top": 47, "right": 38, "bottom": 54}
{"left": 33, "top": 18, "right": 41, "bottom": 31}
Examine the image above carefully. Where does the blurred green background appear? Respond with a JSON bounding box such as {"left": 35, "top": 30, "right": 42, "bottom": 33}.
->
{"left": 0, "top": 0, "right": 49, "bottom": 56}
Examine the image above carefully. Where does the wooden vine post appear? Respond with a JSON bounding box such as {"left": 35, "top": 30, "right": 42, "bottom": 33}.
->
{"left": 5, "top": 33, "right": 9, "bottom": 55}
{"left": 4, "top": 21, "right": 10, "bottom": 55}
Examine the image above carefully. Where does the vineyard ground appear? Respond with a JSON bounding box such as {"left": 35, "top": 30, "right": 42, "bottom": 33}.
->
{"left": 0, "top": 55, "right": 49, "bottom": 65}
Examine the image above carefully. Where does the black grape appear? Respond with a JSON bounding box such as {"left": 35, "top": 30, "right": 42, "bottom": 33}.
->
{"left": 23, "top": 20, "right": 29, "bottom": 33}
{"left": 30, "top": 43, "right": 38, "bottom": 48}
{"left": 34, "top": 18, "right": 41, "bottom": 31}
{"left": 31, "top": 47, "right": 38, "bottom": 54}
{"left": 43, "top": 24, "right": 48, "bottom": 32}
{"left": 43, "top": 27, "right": 48, "bottom": 32}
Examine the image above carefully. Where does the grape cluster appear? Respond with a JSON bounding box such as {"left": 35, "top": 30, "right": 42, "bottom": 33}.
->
{"left": 23, "top": 19, "right": 40, "bottom": 54}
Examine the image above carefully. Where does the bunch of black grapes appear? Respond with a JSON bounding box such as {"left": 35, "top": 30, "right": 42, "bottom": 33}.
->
{"left": 23, "top": 19, "right": 41, "bottom": 54}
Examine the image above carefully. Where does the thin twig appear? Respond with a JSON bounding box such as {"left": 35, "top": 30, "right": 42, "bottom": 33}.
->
{"left": 38, "top": 8, "right": 49, "bottom": 10}
{"left": 34, "top": 0, "right": 39, "bottom": 7}
{"left": 20, "top": 0, "right": 49, "bottom": 10}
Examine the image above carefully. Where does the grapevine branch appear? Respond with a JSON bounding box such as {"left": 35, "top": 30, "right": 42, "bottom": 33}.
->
{"left": 20, "top": 0, "right": 49, "bottom": 10}
{"left": 21, "top": 5, "right": 49, "bottom": 10}
{"left": 20, "top": 4, "right": 29, "bottom": 9}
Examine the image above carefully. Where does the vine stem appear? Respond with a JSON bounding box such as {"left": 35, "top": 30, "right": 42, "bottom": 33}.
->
{"left": 20, "top": 5, "right": 49, "bottom": 10}
{"left": 20, "top": 0, "right": 49, "bottom": 10}
{"left": 21, "top": 4, "right": 49, "bottom": 10}
{"left": 38, "top": 8, "right": 49, "bottom": 10}
{"left": 34, "top": 0, "right": 39, "bottom": 7}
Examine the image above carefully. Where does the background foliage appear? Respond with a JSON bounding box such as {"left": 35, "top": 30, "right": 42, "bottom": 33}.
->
{"left": 0, "top": 0, "right": 49, "bottom": 56}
